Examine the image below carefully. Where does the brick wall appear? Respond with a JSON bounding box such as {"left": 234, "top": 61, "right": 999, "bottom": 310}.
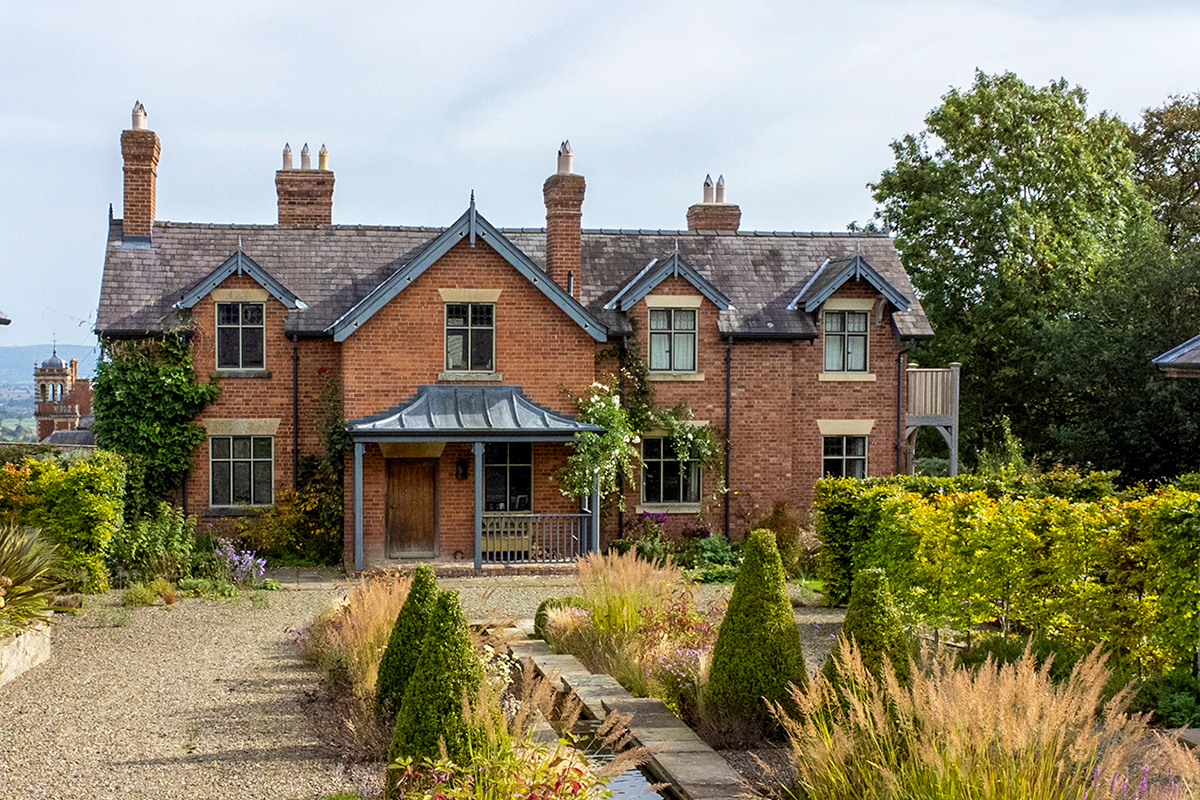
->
{"left": 121, "top": 129, "right": 160, "bottom": 237}
{"left": 185, "top": 273, "right": 341, "bottom": 514}
{"left": 542, "top": 173, "right": 585, "bottom": 301}
{"left": 599, "top": 276, "right": 906, "bottom": 545}
{"left": 275, "top": 170, "right": 334, "bottom": 226}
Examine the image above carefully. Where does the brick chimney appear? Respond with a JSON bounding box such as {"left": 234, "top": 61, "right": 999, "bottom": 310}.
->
{"left": 276, "top": 143, "right": 334, "bottom": 226}
{"left": 121, "top": 101, "right": 160, "bottom": 238}
{"left": 686, "top": 174, "right": 741, "bottom": 232}
{"left": 542, "top": 141, "right": 585, "bottom": 302}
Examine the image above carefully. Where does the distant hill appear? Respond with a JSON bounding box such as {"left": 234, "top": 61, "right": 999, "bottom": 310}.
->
{"left": 0, "top": 344, "right": 99, "bottom": 386}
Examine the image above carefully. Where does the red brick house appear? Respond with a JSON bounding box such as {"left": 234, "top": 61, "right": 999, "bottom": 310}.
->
{"left": 96, "top": 104, "right": 934, "bottom": 572}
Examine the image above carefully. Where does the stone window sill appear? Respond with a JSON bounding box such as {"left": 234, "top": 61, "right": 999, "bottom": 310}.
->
{"left": 648, "top": 371, "right": 705, "bottom": 382}
{"left": 210, "top": 369, "right": 272, "bottom": 380}
{"left": 635, "top": 503, "right": 702, "bottom": 515}
{"left": 439, "top": 371, "right": 503, "bottom": 382}
{"left": 818, "top": 372, "right": 876, "bottom": 382}
{"left": 202, "top": 506, "right": 271, "bottom": 517}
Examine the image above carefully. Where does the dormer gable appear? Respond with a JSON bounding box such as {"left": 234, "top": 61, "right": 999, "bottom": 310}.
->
{"left": 787, "top": 254, "right": 910, "bottom": 314}
{"left": 174, "top": 250, "right": 306, "bottom": 311}
{"left": 604, "top": 251, "right": 733, "bottom": 313}
{"left": 328, "top": 198, "right": 609, "bottom": 343}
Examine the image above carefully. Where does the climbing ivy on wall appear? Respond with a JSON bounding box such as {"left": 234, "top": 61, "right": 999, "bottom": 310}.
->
{"left": 92, "top": 333, "right": 220, "bottom": 511}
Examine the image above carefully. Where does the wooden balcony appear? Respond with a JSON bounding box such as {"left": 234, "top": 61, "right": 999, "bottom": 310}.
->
{"left": 905, "top": 362, "right": 962, "bottom": 476}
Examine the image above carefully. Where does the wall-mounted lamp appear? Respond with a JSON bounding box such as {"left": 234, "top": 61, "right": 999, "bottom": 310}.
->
{"left": 456, "top": 458, "right": 470, "bottom": 481}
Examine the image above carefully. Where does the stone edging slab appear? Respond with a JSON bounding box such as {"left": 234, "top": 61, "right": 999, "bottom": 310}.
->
{"left": 509, "top": 628, "right": 763, "bottom": 800}
{"left": 0, "top": 624, "right": 51, "bottom": 690}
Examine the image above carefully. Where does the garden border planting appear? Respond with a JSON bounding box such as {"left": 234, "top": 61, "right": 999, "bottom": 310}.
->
{"left": 509, "top": 625, "right": 762, "bottom": 800}
{"left": 0, "top": 622, "right": 49, "bottom": 689}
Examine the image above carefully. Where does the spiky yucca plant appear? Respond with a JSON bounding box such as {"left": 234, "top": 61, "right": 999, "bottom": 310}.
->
{"left": 0, "top": 524, "right": 61, "bottom": 637}
{"left": 778, "top": 639, "right": 1200, "bottom": 800}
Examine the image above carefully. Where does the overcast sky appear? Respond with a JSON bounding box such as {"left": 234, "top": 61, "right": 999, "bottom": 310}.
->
{"left": 1, "top": 0, "right": 1198, "bottom": 350}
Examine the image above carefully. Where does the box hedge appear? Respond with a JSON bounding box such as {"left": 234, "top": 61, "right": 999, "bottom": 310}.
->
{"left": 824, "top": 567, "right": 909, "bottom": 684}
{"left": 388, "top": 589, "right": 485, "bottom": 768}
{"left": 706, "top": 529, "right": 806, "bottom": 730}
{"left": 376, "top": 563, "right": 438, "bottom": 720}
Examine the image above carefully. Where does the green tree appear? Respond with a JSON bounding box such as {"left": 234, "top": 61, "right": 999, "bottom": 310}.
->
{"left": 1130, "top": 92, "right": 1200, "bottom": 249}
{"left": 91, "top": 335, "right": 219, "bottom": 510}
{"left": 1042, "top": 221, "right": 1200, "bottom": 480}
{"left": 872, "top": 70, "right": 1150, "bottom": 461}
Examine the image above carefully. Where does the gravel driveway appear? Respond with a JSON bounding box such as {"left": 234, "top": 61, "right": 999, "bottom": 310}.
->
{"left": 0, "top": 575, "right": 839, "bottom": 800}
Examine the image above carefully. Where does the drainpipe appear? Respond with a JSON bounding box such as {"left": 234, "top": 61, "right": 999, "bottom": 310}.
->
{"left": 617, "top": 334, "right": 628, "bottom": 540}
{"left": 724, "top": 334, "right": 733, "bottom": 540}
{"left": 291, "top": 333, "right": 300, "bottom": 489}
{"left": 895, "top": 346, "right": 908, "bottom": 474}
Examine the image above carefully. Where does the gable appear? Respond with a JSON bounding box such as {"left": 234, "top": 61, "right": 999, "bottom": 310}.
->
{"left": 328, "top": 199, "right": 608, "bottom": 343}
{"left": 604, "top": 252, "right": 732, "bottom": 313}
{"left": 787, "top": 255, "right": 910, "bottom": 314}
{"left": 174, "top": 250, "right": 305, "bottom": 311}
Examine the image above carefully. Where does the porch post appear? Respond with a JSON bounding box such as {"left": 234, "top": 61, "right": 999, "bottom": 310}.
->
{"left": 591, "top": 471, "right": 601, "bottom": 554}
{"left": 353, "top": 441, "right": 364, "bottom": 573}
{"left": 473, "top": 441, "right": 484, "bottom": 570}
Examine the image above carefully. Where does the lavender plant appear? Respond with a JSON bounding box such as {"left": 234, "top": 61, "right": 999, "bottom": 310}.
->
{"left": 214, "top": 539, "right": 266, "bottom": 585}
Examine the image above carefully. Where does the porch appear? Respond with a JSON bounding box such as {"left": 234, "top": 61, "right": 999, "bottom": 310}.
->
{"left": 346, "top": 385, "right": 603, "bottom": 571}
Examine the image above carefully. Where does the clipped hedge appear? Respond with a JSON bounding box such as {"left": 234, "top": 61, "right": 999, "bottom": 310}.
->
{"left": 388, "top": 589, "right": 485, "bottom": 769}
{"left": 824, "top": 567, "right": 909, "bottom": 684}
{"left": 706, "top": 529, "right": 806, "bottom": 731}
{"left": 815, "top": 475, "right": 1200, "bottom": 674}
{"left": 376, "top": 563, "right": 438, "bottom": 719}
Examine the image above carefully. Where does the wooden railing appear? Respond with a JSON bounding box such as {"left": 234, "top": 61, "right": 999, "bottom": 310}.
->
{"left": 481, "top": 513, "right": 593, "bottom": 564}
{"left": 907, "top": 363, "right": 960, "bottom": 420}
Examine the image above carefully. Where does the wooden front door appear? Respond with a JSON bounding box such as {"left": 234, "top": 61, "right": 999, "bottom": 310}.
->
{"left": 386, "top": 459, "right": 437, "bottom": 558}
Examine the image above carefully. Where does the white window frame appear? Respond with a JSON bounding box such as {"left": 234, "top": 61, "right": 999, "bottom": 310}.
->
{"left": 823, "top": 310, "right": 869, "bottom": 372}
{"left": 210, "top": 435, "right": 274, "bottom": 507}
{"left": 215, "top": 301, "right": 266, "bottom": 370}
{"left": 649, "top": 308, "right": 698, "bottom": 372}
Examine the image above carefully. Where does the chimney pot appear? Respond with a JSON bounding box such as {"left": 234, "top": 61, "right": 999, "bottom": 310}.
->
{"left": 282, "top": 143, "right": 293, "bottom": 170}
{"left": 703, "top": 174, "right": 714, "bottom": 204}
{"left": 318, "top": 144, "right": 329, "bottom": 171}
{"left": 557, "top": 140, "right": 574, "bottom": 175}
{"left": 131, "top": 101, "right": 147, "bottom": 131}
{"left": 715, "top": 174, "right": 726, "bottom": 204}
{"left": 300, "top": 143, "right": 311, "bottom": 170}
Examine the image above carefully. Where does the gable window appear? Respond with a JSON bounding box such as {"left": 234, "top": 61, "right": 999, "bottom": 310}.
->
{"left": 216, "top": 302, "right": 265, "bottom": 369}
{"left": 824, "top": 311, "right": 868, "bottom": 372}
{"left": 649, "top": 309, "right": 697, "bottom": 372}
{"left": 642, "top": 437, "right": 700, "bottom": 505}
{"left": 484, "top": 442, "right": 532, "bottom": 512}
{"left": 823, "top": 435, "right": 866, "bottom": 478}
{"left": 210, "top": 435, "right": 273, "bottom": 506}
{"left": 446, "top": 303, "right": 495, "bottom": 372}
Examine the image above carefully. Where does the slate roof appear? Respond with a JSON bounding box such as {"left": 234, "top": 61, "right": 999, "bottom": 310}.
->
{"left": 97, "top": 217, "right": 933, "bottom": 340}
{"left": 1153, "top": 334, "right": 1200, "bottom": 376}
{"left": 348, "top": 385, "right": 602, "bottom": 440}
{"left": 42, "top": 429, "right": 96, "bottom": 447}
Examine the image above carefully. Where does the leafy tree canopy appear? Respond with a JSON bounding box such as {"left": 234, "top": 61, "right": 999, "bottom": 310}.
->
{"left": 1130, "top": 92, "right": 1200, "bottom": 249}
{"left": 872, "top": 70, "right": 1151, "bottom": 460}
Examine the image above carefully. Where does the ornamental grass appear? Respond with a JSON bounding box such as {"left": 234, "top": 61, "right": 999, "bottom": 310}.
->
{"left": 776, "top": 639, "right": 1200, "bottom": 800}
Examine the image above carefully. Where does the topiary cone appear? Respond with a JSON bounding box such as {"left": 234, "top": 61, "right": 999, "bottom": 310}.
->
{"left": 376, "top": 563, "right": 438, "bottom": 720}
{"left": 706, "top": 529, "right": 806, "bottom": 732}
{"left": 388, "top": 589, "right": 486, "bottom": 768}
{"left": 824, "top": 567, "right": 910, "bottom": 684}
